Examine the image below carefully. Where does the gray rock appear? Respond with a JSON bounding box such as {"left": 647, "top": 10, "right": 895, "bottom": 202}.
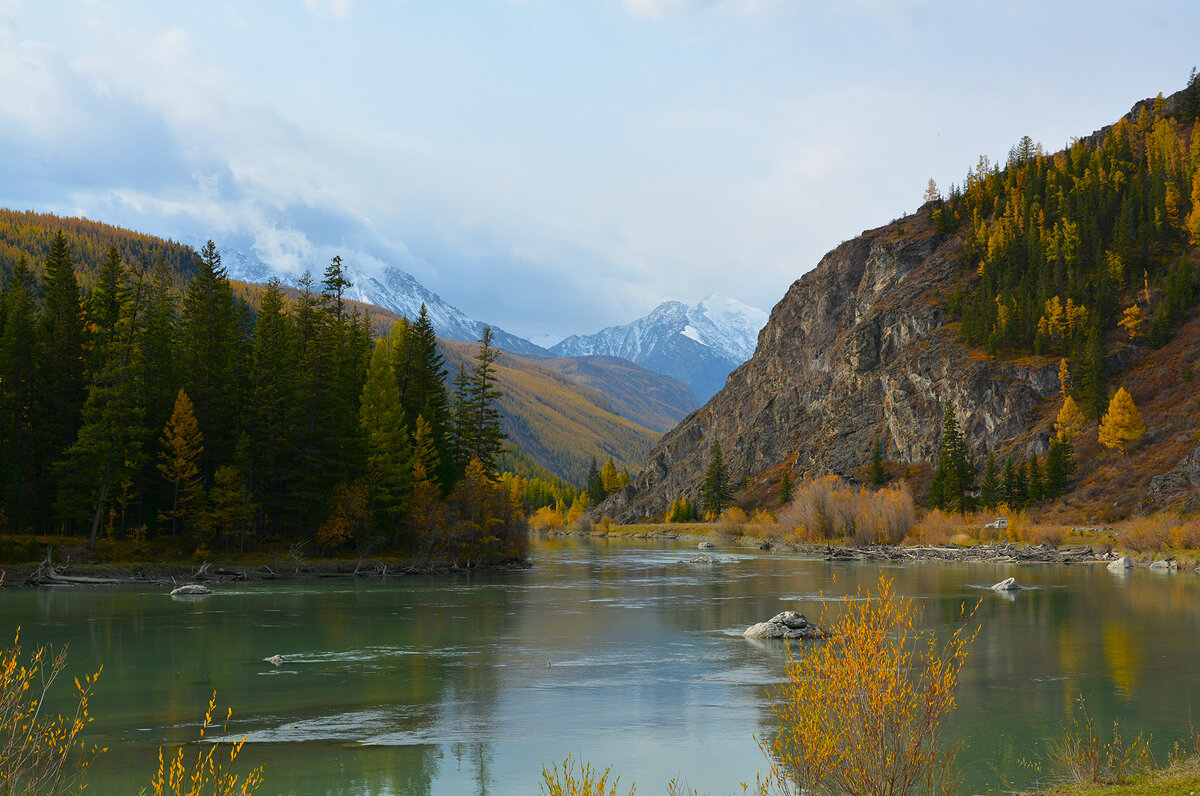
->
{"left": 1149, "top": 559, "right": 1178, "bottom": 572}
{"left": 170, "top": 583, "right": 211, "bottom": 596}
{"left": 991, "top": 577, "right": 1020, "bottom": 591}
{"left": 743, "top": 610, "right": 825, "bottom": 640}
{"left": 697, "top": 541, "right": 715, "bottom": 549}
{"left": 689, "top": 553, "right": 719, "bottom": 564}
{"left": 1107, "top": 556, "right": 1133, "bottom": 572}
{"left": 265, "top": 654, "right": 286, "bottom": 665}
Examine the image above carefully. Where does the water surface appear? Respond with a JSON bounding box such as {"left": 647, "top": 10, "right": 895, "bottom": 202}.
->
{"left": 4, "top": 538, "right": 1199, "bottom": 794}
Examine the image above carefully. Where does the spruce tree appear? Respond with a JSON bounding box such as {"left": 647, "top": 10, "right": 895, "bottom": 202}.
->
{"left": 701, "top": 440, "right": 730, "bottom": 517}
{"left": 467, "top": 326, "right": 506, "bottom": 474}
{"left": 36, "top": 231, "right": 87, "bottom": 531}
{"left": 870, "top": 437, "right": 885, "bottom": 486}
{"left": 360, "top": 337, "right": 412, "bottom": 540}
{"left": 1001, "top": 456, "right": 1018, "bottom": 508}
{"left": 980, "top": 452, "right": 999, "bottom": 510}
{"left": 779, "top": 470, "right": 792, "bottom": 505}
{"left": 0, "top": 255, "right": 39, "bottom": 530}
{"left": 929, "top": 402, "right": 974, "bottom": 512}
{"left": 586, "top": 457, "right": 605, "bottom": 505}
{"left": 1027, "top": 454, "right": 1044, "bottom": 504}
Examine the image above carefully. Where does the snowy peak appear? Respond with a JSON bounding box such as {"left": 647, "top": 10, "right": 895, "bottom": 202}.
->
{"left": 549, "top": 295, "right": 767, "bottom": 401}
{"left": 206, "top": 241, "right": 546, "bottom": 355}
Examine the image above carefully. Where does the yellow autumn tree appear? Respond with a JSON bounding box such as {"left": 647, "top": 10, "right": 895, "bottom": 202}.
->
{"left": 1118, "top": 305, "right": 1145, "bottom": 339}
{"left": 1098, "top": 387, "right": 1146, "bottom": 454}
{"left": 1055, "top": 395, "right": 1087, "bottom": 443}
{"left": 158, "top": 388, "right": 204, "bottom": 539}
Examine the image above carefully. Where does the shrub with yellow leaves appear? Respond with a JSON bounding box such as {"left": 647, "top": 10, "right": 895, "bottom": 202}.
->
{"left": 148, "top": 693, "right": 263, "bottom": 796}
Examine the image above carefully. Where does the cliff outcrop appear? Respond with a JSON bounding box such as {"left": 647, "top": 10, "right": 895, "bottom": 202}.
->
{"left": 606, "top": 214, "right": 1064, "bottom": 522}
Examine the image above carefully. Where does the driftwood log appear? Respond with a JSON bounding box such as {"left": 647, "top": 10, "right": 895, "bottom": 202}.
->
{"left": 807, "top": 542, "right": 1111, "bottom": 565}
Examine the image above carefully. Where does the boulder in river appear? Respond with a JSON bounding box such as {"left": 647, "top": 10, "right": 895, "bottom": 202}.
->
{"left": 689, "top": 553, "right": 719, "bottom": 564}
{"left": 698, "top": 541, "right": 715, "bottom": 549}
{"left": 170, "top": 583, "right": 212, "bottom": 596}
{"left": 743, "top": 611, "right": 825, "bottom": 640}
{"left": 1107, "top": 556, "right": 1133, "bottom": 572}
{"left": 990, "top": 577, "right": 1021, "bottom": 591}
{"left": 265, "top": 654, "right": 286, "bottom": 665}
{"left": 1149, "top": 558, "right": 1178, "bottom": 572}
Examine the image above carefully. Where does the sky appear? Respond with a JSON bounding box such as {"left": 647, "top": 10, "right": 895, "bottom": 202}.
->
{"left": 2, "top": 1, "right": 1199, "bottom": 343}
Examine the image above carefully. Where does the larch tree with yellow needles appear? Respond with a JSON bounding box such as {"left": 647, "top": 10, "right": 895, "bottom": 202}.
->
{"left": 1098, "top": 387, "right": 1146, "bottom": 455}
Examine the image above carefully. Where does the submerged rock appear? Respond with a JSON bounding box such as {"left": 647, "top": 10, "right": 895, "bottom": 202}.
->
{"left": 1107, "top": 556, "right": 1133, "bottom": 572}
{"left": 991, "top": 577, "right": 1021, "bottom": 591}
{"left": 743, "top": 611, "right": 825, "bottom": 640}
{"left": 170, "top": 583, "right": 211, "bottom": 596}
{"left": 689, "top": 553, "right": 719, "bottom": 564}
{"left": 1149, "top": 559, "right": 1178, "bottom": 572}
{"left": 698, "top": 541, "right": 715, "bottom": 550}
{"left": 265, "top": 654, "right": 286, "bottom": 666}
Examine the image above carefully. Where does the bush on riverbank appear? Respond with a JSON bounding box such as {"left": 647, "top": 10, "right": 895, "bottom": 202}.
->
{"left": 778, "top": 476, "right": 915, "bottom": 544}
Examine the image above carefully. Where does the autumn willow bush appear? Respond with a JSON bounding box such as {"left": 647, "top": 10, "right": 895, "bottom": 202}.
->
{"left": 0, "top": 631, "right": 100, "bottom": 795}
{"left": 781, "top": 476, "right": 915, "bottom": 544}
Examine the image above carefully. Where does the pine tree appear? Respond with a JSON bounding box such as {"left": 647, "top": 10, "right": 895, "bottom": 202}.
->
{"left": 1098, "top": 387, "right": 1146, "bottom": 454}
{"left": 1044, "top": 437, "right": 1074, "bottom": 498}
{"left": 448, "top": 362, "right": 473, "bottom": 477}
{"left": 701, "top": 440, "right": 730, "bottom": 517}
{"left": 158, "top": 388, "right": 204, "bottom": 539}
{"left": 1001, "top": 456, "right": 1017, "bottom": 509}
{"left": 779, "top": 470, "right": 792, "bottom": 505}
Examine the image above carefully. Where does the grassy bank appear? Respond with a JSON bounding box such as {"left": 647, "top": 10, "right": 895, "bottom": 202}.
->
{"left": 1024, "top": 760, "right": 1200, "bottom": 795}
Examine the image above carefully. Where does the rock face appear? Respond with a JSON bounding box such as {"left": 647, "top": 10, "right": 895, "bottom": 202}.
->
{"left": 743, "top": 611, "right": 825, "bottom": 640}
{"left": 1146, "top": 442, "right": 1200, "bottom": 511}
{"left": 606, "top": 224, "right": 1059, "bottom": 522}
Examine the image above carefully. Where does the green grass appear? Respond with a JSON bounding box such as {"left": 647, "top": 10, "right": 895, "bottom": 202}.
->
{"left": 1026, "top": 761, "right": 1200, "bottom": 795}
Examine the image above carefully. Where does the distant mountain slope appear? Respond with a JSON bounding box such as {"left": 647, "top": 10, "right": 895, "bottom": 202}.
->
{"left": 214, "top": 241, "right": 547, "bottom": 355}
{"left": 0, "top": 209, "right": 196, "bottom": 285}
{"left": 550, "top": 295, "right": 767, "bottom": 400}
{"left": 441, "top": 342, "right": 660, "bottom": 484}
{"left": 526, "top": 355, "right": 698, "bottom": 433}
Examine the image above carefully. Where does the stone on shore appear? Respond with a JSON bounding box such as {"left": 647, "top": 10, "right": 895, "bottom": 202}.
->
{"left": 991, "top": 577, "right": 1021, "bottom": 591}
{"left": 743, "top": 611, "right": 825, "bottom": 640}
{"left": 170, "top": 583, "right": 211, "bottom": 596}
{"left": 1149, "top": 559, "right": 1178, "bottom": 572}
{"left": 1107, "top": 556, "right": 1133, "bottom": 572}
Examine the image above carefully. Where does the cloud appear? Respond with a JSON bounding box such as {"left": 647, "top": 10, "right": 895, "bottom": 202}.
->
{"left": 301, "top": 0, "right": 352, "bottom": 20}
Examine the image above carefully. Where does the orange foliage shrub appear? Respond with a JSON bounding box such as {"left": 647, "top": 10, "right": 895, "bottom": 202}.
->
{"left": 780, "top": 477, "right": 914, "bottom": 544}
{"left": 757, "top": 576, "right": 978, "bottom": 796}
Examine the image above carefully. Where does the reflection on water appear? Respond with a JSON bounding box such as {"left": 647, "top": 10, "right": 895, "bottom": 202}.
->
{"left": 3, "top": 539, "right": 1199, "bottom": 794}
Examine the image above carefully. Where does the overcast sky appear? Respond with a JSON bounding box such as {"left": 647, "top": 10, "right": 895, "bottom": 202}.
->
{"left": 2, "top": 1, "right": 1197, "bottom": 342}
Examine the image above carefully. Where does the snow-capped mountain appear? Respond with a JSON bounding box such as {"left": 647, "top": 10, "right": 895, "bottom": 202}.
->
{"left": 550, "top": 295, "right": 767, "bottom": 401}
{"left": 209, "top": 242, "right": 547, "bottom": 355}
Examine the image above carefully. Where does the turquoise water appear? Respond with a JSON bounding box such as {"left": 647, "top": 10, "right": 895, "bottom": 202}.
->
{"left": 4, "top": 538, "right": 1199, "bottom": 794}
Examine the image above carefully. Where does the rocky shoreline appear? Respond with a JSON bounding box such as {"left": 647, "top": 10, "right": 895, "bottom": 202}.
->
{"left": 5, "top": 550, "right": 530, "bottom": 588}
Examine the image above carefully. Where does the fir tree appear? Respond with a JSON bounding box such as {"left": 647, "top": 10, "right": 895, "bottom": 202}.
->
{"left": 360, "top": 337, "right": 412, "bottom": 540}
{"left": 466, "top": 326, "right": 506, "bottom": 474}
{"left": 1027, "top": 454, "right": 1044, "bottom": 504}
{"left": 870, "top": 437, "right": 885, "bottom": 486}
{"left": 1043, "top": 437, "right": 1074, "bottom": 498}
{"left": 0, "top": 255, "right": 39, "bottom": 529}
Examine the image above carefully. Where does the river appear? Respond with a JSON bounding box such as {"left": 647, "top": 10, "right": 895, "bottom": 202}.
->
{"left": 4, "top": 538, "right": 1199, "bottom": 794}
